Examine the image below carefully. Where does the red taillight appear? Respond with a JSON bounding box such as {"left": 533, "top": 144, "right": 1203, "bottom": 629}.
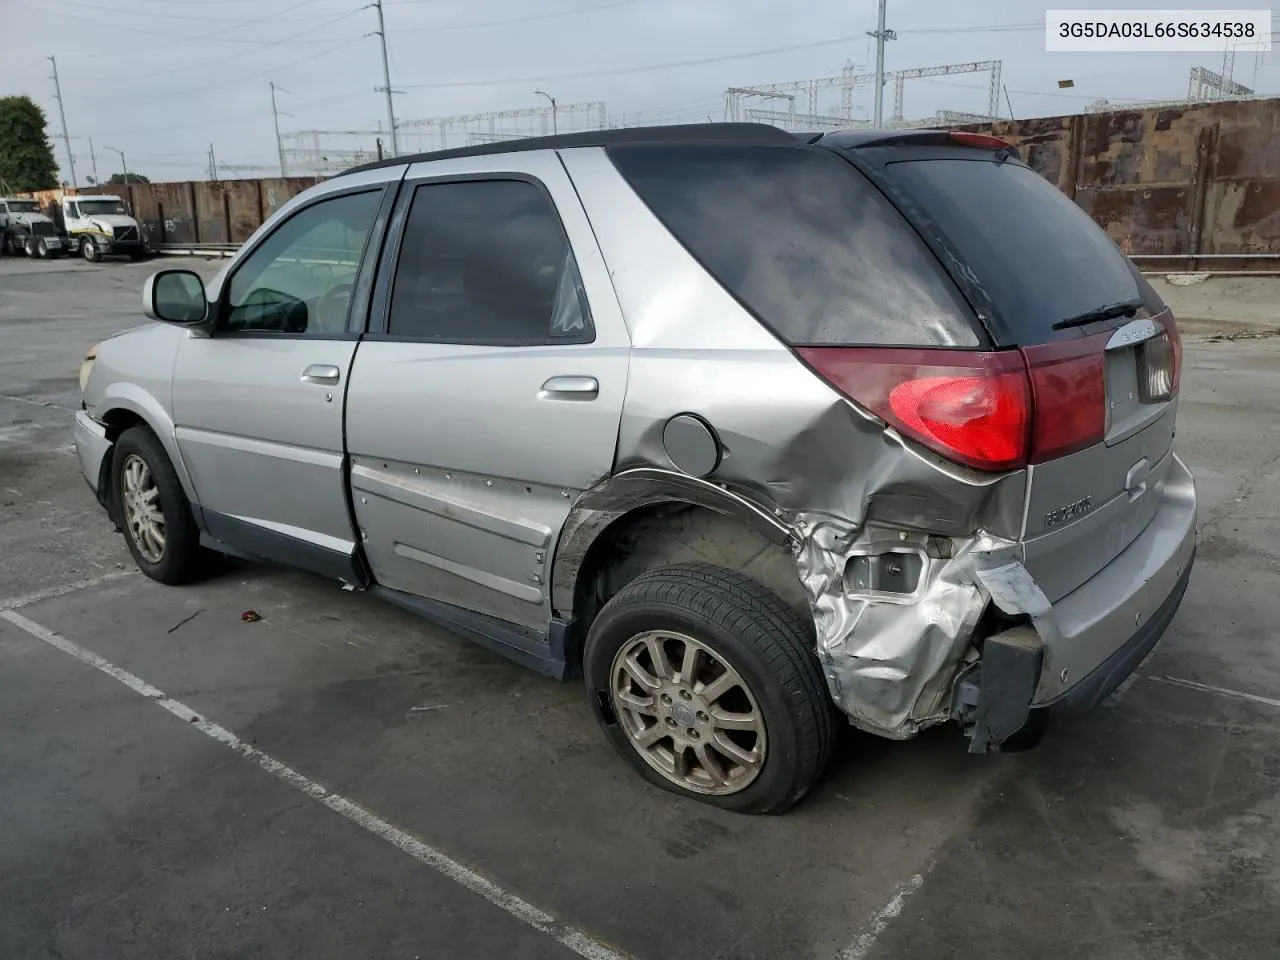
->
{"left": 798, "top": 338, "right": 1114, "bottom": 472}
{"left": 1021, "top": 335, "right": 1108, "bottom": 463}
{"left": 795, "top": 347, "right": 1031, "bottom": 471}
{"left": 949, "top": 131, "right": 1010, "bottom": 151}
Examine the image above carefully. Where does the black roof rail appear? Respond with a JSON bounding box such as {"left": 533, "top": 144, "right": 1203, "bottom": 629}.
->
{"left": 338, "top": 122, "right": 807, "bottom": 176}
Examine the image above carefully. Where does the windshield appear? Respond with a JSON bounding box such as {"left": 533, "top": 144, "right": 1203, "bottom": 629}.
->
{"left": 883, "top": 158, "right": 1149, "bottom": 343}
{"left": 78, "top": 199, "right": 126, "bottom": 216}
{"left": 7, "top": 200, "right": 41, "bottom": 214}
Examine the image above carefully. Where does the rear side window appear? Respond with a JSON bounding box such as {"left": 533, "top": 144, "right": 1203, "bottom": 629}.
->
{"left": 607, "top": 144, "right": 979, "bottom": 347}
{"left": 883, "top": 159, "right": 1145, "bottom": 343}
{"left": 386, "top": 179, "right": 591, "bottom": 345}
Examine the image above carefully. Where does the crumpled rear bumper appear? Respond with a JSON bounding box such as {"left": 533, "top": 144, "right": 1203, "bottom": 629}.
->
{"left": 964, "top": 453, "right": 1197, "bottom": 751}
{"left": 798, "top": 453, "right": 1197, "bottom": 748}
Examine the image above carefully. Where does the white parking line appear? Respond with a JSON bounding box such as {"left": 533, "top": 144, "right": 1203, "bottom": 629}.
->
{"left": 834, "top": 865, "right": 932, "bottom": 960}
{"left": 0, "top": 608, "right": 630, "bottom": 960}
{"left": 0, "top": 570, "right": 137, "bottom": 612}
{"left": 1148, "top": 674, "right": 1280, "bottom": 711}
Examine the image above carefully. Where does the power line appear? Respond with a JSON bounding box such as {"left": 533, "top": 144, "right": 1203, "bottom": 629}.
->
{"left": 82, "top": 38, "right": 355, "bottom": 105}
{"left": 43, "top": 0, "right": 350, "bottom": 23}
{"left": 112, "top": 6, "right": 366, "bottom": 84}
{"left": 394, "top": 0, "right": 648, "bottom": 33}
{"left": 10, "top": 0, "right": 332, "bottom": 45}
{"left": 399, "top": 33, "right": 867, "bottom": 89}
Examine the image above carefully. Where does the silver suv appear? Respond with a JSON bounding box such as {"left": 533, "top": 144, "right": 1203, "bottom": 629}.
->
{"left": 74, "top": 124, "right": 1197, "bottom": 814}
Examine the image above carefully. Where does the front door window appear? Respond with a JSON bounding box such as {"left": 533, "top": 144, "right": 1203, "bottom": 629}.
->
{"left": 224, "top": 190, "right": 382, "bottom": 336}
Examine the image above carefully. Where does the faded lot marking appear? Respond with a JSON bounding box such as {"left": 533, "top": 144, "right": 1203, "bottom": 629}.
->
{"left": 0, "top": 608, "right": 631, "bottom": 960}
{"left": 1149, "top": 674, "right": 1280, "bottom": 711}
{"left": 834, "top": 864, "right": 932, "bottom": 960}
{"left": 0, "top": 570, "right": 136, "bottom": 612}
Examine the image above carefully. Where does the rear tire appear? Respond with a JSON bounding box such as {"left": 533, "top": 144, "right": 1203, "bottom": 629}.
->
{"left": 584, "top": 562, "right": 836, "bottom": 814}
{"left": 111, "top": 427, "right": 202, "bottom": 585}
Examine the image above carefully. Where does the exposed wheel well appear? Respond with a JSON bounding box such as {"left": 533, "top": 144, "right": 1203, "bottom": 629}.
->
{"left": 100, "top": 408, "right": 147, "bottom": 442}
{"left": 570, "top": 503, "right": 811, "bottom": 641}
{"left": 95, "top": 410, "right": 151, "bottom": 514}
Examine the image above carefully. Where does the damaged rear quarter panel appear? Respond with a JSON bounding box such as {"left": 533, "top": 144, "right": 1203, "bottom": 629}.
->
{"left": 558, "top": 146, "right": 1028, "bottom": 738}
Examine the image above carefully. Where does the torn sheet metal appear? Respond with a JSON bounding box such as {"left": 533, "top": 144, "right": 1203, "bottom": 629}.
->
{"left": 795, "top": 517, "right": 1016, "bottom": 739}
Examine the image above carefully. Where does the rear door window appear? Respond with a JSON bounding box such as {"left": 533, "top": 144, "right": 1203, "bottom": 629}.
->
{"left": 385, "top": 179, "right": 592, "bottom": 345}
{"left": 607, "top": 144, "right": 980, "bottom": 348}
{"left": 883, "top": 158, "right": 1149, "bottom": 343}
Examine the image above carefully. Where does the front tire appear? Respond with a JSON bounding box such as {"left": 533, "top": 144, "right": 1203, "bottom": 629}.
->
{"left": 584, "top": 563, "right": 836, "bottom": 814}
{"left": 81, "top": 237, "right": 100, "bottom": 262}
{"left": 111, "top": 427, "right": 202, "bottom": 584}
{"left": 35, "top": 238, "right": 49, "bottom": 259}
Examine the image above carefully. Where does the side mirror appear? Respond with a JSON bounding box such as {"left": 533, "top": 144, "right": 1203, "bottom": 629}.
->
{"left": 143, "top": 269, "right": 209, "bottom": 325}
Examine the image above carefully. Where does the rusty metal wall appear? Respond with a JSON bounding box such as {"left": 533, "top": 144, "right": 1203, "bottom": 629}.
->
{"left": 962, "top": 97, "right": 1280, "bottom": 260}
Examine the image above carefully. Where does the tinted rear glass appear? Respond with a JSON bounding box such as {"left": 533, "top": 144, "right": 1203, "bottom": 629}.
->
{"left": 607, "top": 144, "right": 979, "bottom": 347}
{"left": 884, "top": 158, "right": 1143, "bottom": 343}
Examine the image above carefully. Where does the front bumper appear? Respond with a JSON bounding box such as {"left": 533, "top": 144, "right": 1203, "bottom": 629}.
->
{"left": 965, "top": 453, "right": 1197, "bottom": 750}
{"left": 74, "top": 409, "right": 112, "bottom": 505}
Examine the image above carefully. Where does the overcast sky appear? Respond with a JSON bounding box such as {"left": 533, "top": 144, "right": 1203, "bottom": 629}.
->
{"left": 1, "top": 0, "right": 1275, "bottom": 183}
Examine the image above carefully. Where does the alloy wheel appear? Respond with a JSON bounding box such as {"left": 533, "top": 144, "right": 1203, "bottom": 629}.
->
{"left": 121, "top": 453, "right": 166, "bottom": 563}
{"left": 609, "top": 629, "right": 767, "bottom": 796}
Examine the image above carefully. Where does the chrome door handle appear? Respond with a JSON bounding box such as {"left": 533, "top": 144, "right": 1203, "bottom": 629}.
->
{"left": 539, "top": 376, "right": 598, "bottom": 401}
{"left": 301, "top": 364, "right": 341, "bottom": 386}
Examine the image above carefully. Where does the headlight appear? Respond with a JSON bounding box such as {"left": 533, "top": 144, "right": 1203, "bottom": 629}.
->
{"left": 79, "top": 344, "right": 100, "bottom": 392}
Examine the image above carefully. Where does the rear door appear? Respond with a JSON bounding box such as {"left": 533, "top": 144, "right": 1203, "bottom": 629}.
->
{"left": 345, "top": 152, "right": 629, "bottom": 629}
{"left": 876, "top": 152, "right": 1181, "bottom": 601}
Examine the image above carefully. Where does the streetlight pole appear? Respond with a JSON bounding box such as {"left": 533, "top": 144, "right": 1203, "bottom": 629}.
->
{"left": 534, "top": 89, "right": 558, "bottom": 135}
{"left": 103, "top": 145, "right": 129, "bottom": 185}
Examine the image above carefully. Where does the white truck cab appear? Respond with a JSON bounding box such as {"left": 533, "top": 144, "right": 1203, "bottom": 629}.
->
{"left": 62, "top": 194, "right": 149, "bottom": 262}
{"left": 0, "top": 197, "right": 65, "bottom": 258}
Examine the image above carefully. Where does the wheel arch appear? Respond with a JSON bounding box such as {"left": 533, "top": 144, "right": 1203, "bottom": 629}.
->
{"left": 552, "top": 469, "right": 808, "bottom": 636}
{"left": 93, "top": 389, "right": 201, "bottom": 512}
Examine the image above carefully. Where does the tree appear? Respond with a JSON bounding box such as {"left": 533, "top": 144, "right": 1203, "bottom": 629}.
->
{"left": 0, "top": 96, "right": 59, "bottom": 191}
{"left": 106, "top": 172, "right": 149, "bottom": 184}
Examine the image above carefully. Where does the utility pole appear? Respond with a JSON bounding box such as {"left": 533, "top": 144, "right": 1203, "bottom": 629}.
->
{"left": 104, "top": 145, "right": 128, "bottom": 185}
{"left": 47, "top": 56, "right": 78, "bottom": 188}
{"left": 372, "top": 0, "right": 400, "bottom": 156}
{"left": 534, "top": 89, "right": 558, "bottom": 134}
{"left": 270, "top": 82, "right": 288, "bottom": 177}
{"left": 208, "top": 143, "right": 218, "bottom": 181}
{"left": 867, "top": 0, "right": 896, "bottom": 127}
{"left": 88, "top": 138, "right": 100, "bottom": 184}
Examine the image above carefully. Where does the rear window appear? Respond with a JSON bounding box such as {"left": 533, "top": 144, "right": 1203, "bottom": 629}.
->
{"left": 883, "top": 158, "right": 1144, "bottom": 343}
{"left": 607, "top": 144, "right": 979, "bottom": 347}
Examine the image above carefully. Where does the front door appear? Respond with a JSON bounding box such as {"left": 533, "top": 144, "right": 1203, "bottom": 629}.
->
{"left": 171, "top": 183, "right": 391, "bottom": 581}
{"left": 345, "top": 154, "right": 630, "bottom": 628}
